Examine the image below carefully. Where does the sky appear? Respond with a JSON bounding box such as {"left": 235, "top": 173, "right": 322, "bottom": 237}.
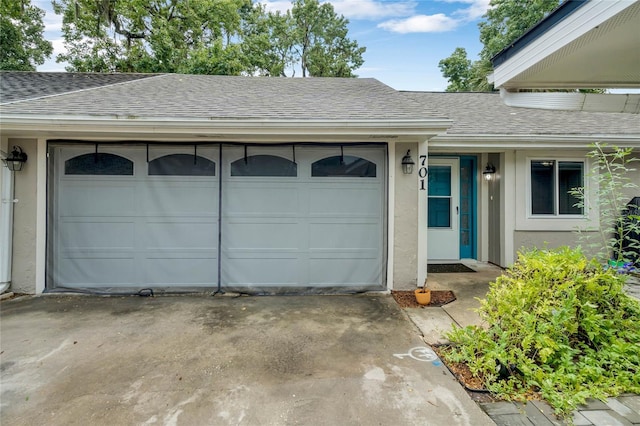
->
{"left": 35, "top": 0, "right": 489, "bottom": 92}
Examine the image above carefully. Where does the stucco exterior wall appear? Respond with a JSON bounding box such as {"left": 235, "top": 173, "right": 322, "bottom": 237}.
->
{"left": 513, "top": 230, "right": 601, "bottom": 260}
{"left": 10, "top": 138, "right": 38, "bottom": 293}
{"left": 393, "top": 142, "right": 418, "bottom": 289}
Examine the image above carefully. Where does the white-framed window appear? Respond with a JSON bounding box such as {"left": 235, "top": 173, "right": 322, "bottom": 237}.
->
{"left": 529, "top": 159, "right": 584, "bottom": 216}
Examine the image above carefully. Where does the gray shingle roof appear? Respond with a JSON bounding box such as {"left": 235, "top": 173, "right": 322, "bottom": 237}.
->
{"left": 403, "top": 91, "right": 640, "bottom": 135}
{"left": 1, "top": 73, "right": 443, "bottom": 121}
{"left": 0, "top": 71, "right": 155, "bottom": 103}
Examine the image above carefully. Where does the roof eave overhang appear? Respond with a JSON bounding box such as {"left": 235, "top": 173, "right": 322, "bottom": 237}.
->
{"left": 428, "top": 134, "right": 640, "bottom": 150}
{"left": 0, "top": 115, "right": 453, "bottom": 142}
{"left": 490, "top": 0, "right": 640, "bottom": 90}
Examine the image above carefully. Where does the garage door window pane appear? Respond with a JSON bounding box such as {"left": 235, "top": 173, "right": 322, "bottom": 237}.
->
{"left": 231, "top": 155, "right": 297, "bottom": 176}
{"left": 312, "top": 155, "right": 376, "bottom": 177}
{"left": 149, "top": 154, "right": 216, "bottom": 176}
{"left": 65, "top": 153, "right": 133, "bottom": 175}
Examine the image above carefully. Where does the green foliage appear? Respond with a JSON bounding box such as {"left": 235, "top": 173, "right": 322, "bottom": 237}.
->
{"left": 477, "top": 0, "right": 559, "bottom": 62}
{"left": 290, "top": 0, "right": 364, "bottom": 77}
{"left": 442, "top": 247, "right": 640, "bottom": 417}
{"left": 438, "top": 0, "right": 602, "bottom": 93}
{"left": 571, "top": 143, "right": 640, "bottom": 265}
{"left": 438, "top": 47, "right": 472, "bottom": 92}
{"left": 52, "top": 0, "right": 364, "bottom": 77}
{"left": 440, "top": 0, "right": 560, "bottom": 92}
{"left": 0, "top": 0, "right": 53, "bottom": 70}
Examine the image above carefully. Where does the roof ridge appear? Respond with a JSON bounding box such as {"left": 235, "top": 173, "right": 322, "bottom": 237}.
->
{"left": 0, "top": 73, "right": 165, "bottom": 106}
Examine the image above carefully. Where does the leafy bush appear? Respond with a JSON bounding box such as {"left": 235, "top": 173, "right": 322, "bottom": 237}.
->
{"left": 441, "top": 247, "right": 640, "bottom": 417}
{"left": 570, "top": 143, "right": 639, "bottom": 266}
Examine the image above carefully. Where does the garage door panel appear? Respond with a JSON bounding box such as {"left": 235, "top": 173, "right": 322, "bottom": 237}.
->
{"left": 309, "top": 223, "right": 379, "bottom": 249}
{"left": 144, "top": 221, "right": 217, "bottom": 249}
{"left": 308, "top": 187, "right": 381, "bottom": 216}
{"left": 61, "top": 221, "right": 135, "bottom": 249}
{"left": 143, "top": 183, "right": 217, "bottom": 215}
{"left": 224, "top": 222, "right": 299, "bottom": 249}
{"left": 223, "top": 258, "right": 300, "bottom": 286}
{"left": 309, "top": 258, "right": 381, "bottom": 286}
{"left": 60, "top": 183, "right": 136, "bottom": 216}
{"left": 225, "top": 186, "right": 298, "bottom": 216}
{"left": 144, "top": 258, "right": 216, "bottom": 285}
{"left": 59, "top": 258, "right": 136, "bottom": 287}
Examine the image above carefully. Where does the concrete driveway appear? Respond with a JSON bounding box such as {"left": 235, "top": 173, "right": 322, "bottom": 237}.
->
{"left": 0, "top": 294, "right": 493, "bottom": 426}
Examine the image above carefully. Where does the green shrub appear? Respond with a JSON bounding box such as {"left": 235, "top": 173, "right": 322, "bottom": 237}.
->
{"left": 442, "top": 247, "right": 640, "bottom": 417}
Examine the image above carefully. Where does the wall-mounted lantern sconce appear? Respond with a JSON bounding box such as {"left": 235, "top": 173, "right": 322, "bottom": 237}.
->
{"left": 483, "top": 163, "right": 496, "bottom": 181}
{"left": 401, "top": 150, "right": 415, "bottom": 175}
{"left": 2, "top": 146, "right": 28, "bottom": 172}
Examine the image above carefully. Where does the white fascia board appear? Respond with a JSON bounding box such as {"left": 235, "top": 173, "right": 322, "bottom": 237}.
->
{"left": 428, "top": 134, "right": 640, "bottom": 150}
{"left": 491, "top": 0, "right": 636, "bottom": 89}
{"left": 0, "top": 115, "right": 452, "bottom": 141}
{"left": 500, "top": 89, "right": 640, "bottom": 114}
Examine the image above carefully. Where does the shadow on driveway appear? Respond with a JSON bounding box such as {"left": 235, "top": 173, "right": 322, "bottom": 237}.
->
{"left": 1, "top": 295, "right": 493, "bottom": 425}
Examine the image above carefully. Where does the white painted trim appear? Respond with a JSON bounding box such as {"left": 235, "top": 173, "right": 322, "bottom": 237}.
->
{"left": 35, "top": 138, "right": 46, "bottom": 294}
{"left": 490, "top": 0, "right": 637, "bottom": 88}
{"left": 417, "top": 139, "right": 428, "bottom": 287}
{"left": 386, "top": 142, "right": 395, "bottom": 291}
{"left": 515, "top": 151, "right": 598, "bottom": 232}
{"left": 502, "top": 151, "right": 516, "bottom": 266}
{"left": 0, "top": 136, "right": 13, "bottom": 290}
{"left": 428, "top": 135, "right": 640, "bottom": 150}
{"left": 0, "top": 115, "right": 452, "bottom": 140}
{"left": 479, "top": 153, "right": 489, "bottom": 262}
{"left": 500, "top": 89, "right": 640, "bottom": 114}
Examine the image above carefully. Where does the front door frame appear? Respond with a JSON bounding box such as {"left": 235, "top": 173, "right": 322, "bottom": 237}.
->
{"left": 427, "top": 157, "right": 460, "bottom": 261}
{"left": 427, "top": 155, "right": 478, "bottom": 262}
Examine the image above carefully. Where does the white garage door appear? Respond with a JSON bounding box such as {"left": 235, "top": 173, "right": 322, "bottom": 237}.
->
{"left": 49, "top": 144, "right": 386, "bottom": 292}
{"left": 50, "top": 145, "right": 219, "bottom": 290}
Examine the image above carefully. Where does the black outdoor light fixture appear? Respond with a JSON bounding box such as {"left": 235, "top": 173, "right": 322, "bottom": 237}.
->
{"left": 2, "top": 146, "right": 28, "bottom": 172}
{"left": 401, "top": 150, "right": 415, "bottom": 174}
{"left": 483, "top": 163, "right": 496, "bottom": 181}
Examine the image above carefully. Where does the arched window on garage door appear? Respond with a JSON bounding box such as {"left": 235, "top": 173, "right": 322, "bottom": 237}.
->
{"left": 148, "top": 154, "right": 216, "bottom": 176}
{"left": 311, "top": 155, "right": 376, "bottom": 177}
{"left": 65, "top": 153, "right": 133, "bottom": 175}
{"left": 231, "top": 155, "right": 297, "bottom": 177}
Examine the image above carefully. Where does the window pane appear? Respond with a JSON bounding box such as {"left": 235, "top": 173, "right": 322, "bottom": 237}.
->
{"left": 65, "top": 153, "right": 133, "bottom": 175}
{"left": 428, "top": 166, "right": 451, "bottom": 196}
{"left": 149, "top": 154, "right": 215, "bottom": 176}
{"left": 428, "top": 198, "right": 451, "bottom": 228}
{"left": 531, "top": 161, "right": 555, "bottom": 214}
{"left": 559, "top": 161, "right": 583, "bottom": 215}
{"left": 311, "top": 155, "right": 376, "bottom": 177}
{"left": 231, "top": 155, "right": 297, "bottom": 177}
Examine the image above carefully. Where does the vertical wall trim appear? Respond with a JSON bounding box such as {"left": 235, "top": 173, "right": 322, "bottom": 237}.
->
{"left": 386, "top": 141, "right": 395, "bottom": 290}
{"left": 35, "top": 138, "right": 47, "bottom": 294}
{"left": 502, "top": 150, "right": 516, "bottom": 266}
{"left": 417, "top": 139, "right": 428, "bottom": 287}
{"left": 479, "top": 153, "right": 488, "bottom": 262}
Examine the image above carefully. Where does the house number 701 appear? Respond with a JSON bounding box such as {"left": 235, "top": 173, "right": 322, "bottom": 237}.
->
{"left": 419, "top": 155, "right": 428, "bottom": 190}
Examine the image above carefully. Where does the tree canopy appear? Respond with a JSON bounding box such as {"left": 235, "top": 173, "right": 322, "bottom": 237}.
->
{"left": 52, "top": 0, "right": 365, "bottom": 77}
{"left": 439, "top": 0, "right": 560, "bottom": 92}
{"left": 1, "top": 0, "right": 53, "bottom": 71}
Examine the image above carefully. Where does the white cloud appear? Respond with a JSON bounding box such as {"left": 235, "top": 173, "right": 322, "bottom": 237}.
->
{"left": 439, "top": 0, "right": 490, "bottom": 21}
{"left": 377, "top": 14, "right": 458, "bottom": 33}
{"left": 331, "top": 0, "right": 416, "bottom": 20}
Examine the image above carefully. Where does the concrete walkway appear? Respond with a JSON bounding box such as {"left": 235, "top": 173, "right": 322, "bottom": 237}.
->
{"left": 405, "top": 262, "right": 640, "bottom": 426}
